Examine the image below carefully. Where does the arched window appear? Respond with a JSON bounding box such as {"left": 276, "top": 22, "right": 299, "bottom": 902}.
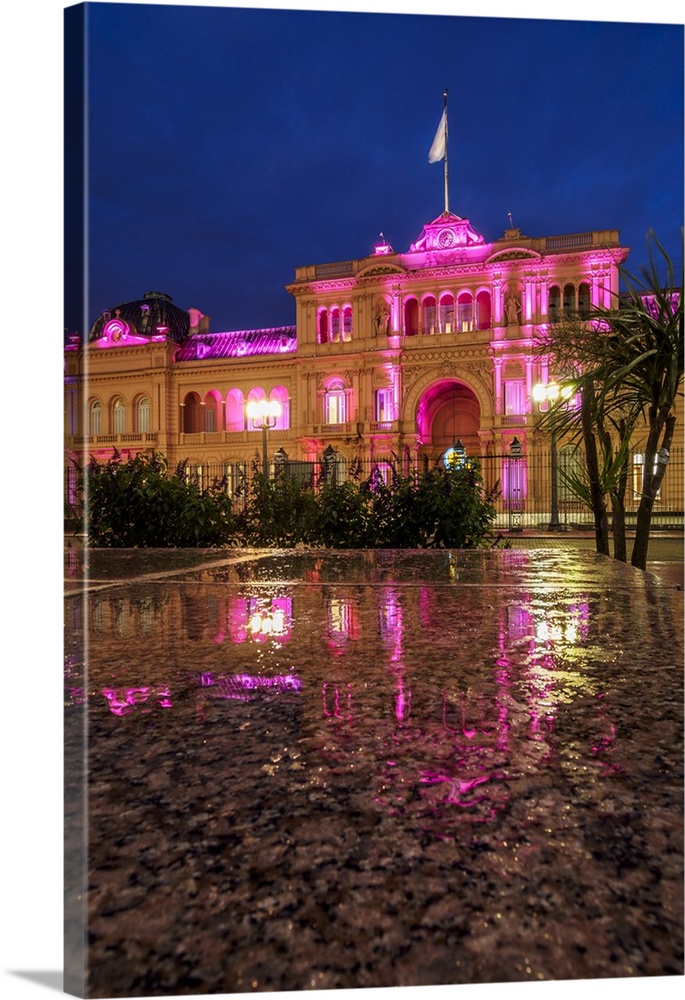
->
{"left": 330, "top": 307, "right": 341, "bottom": 342}
{"left": 563, "top": 283, "right": 575, "bottom": 317}
{"left": 225, "top": 388, "right": 245, "bottom": 432}
{"left": 318, "top": 309, "right": 329, "bottom": 344}
{"left": 181, "top": 392, "right": 202, "bottom": 433}
{"left": 324, "top": 378, "right": 347, "bottom": 424}
{"left": 203, "top": 391, "right": 221, "bottom": 433}
{"left": 89, "top": 400, "right": 101, "bottom": 436}
{"left": 270, "top": 386, "right": 290, "bottom": 430}
{"left": 476, "top": 290, "right": 491, "bottom": 330}
{"left": 342, "top": 306, "right": 353, "bottom": 342}
{"left": 422, "top": 296, "right": 437, "bottom": 335}
{"left": 439, "top": 293, "right": 455, "bottom": 333}
{"left": 136, "top": 396, "right": 151, "bottom": 433}
{"left": 578, "top": 282, "right": 591, "bottom": 319}
{"left": 112, "top": 398, "right": 126, "bottom": 435}
{"left": 457, "top": 292, "right": 473, "bottom": 332}
{"left": 549, "top": 286, "right": 561, "bottom": 323}
{"left": 404, "top": 298, "right": 419, "bottom": 337}
{"left": 246, "top": 386, "right": 266, "bottom": 432}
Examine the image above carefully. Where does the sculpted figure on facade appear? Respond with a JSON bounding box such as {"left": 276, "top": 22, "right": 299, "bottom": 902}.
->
{"left": 373, "top": 298, "right": 391, "bottom": 337}
{"left": 505, "top": 292, "right": 522, "bottom": 326}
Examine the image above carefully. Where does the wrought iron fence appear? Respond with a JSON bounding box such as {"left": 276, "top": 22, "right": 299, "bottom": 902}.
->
{"left": 64, "top": 445, "right": 684, "bottom": 532}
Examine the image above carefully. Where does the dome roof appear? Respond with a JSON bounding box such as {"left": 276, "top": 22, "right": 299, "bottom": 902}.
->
{"left": 88, "top": 291, "right": 190, "bottom": 345}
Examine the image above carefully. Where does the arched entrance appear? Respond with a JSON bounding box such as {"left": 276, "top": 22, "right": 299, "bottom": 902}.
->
{"left": 416, "top": 378, "right": 481, "bottom": 464}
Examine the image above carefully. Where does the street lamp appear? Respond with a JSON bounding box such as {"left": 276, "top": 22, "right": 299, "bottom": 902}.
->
{"left": 246, "top": 398, "right": 282, "bottom": 477}
{"left": 532, "top": 381, "right": 573, "bottom": 532}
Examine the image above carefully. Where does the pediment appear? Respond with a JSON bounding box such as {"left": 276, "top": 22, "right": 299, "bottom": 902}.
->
{"left": 485, "top": 247, "right": 541, "bottom": 264}
{"left": 357, "top": 262, "right": 406, "bottom": 278}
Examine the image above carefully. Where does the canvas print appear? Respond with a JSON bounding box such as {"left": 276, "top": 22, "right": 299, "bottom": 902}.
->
{"left": 63, "top": 2, "right": 683, "bottom": 998}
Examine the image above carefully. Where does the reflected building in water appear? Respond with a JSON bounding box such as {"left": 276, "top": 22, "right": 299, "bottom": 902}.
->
{"left": 68, "top": 564, "right": 623, "bottom": 830}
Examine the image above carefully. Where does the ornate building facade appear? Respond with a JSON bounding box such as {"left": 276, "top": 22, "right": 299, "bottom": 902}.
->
{"left": 64, "top": 211, "right": 682, "bottom": 527}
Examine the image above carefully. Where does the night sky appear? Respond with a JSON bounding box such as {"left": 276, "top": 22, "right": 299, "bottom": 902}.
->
{"left": 65, "top": 1, "right": 684, "bottom": 338}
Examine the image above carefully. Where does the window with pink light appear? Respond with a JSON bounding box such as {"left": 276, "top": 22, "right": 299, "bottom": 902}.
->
{"left": 422, "top": 296, "right": 437, "bottom": 335}
{"left": 457, "top": 291, "right": 473, "bottom": 332}
{"left": 439, "top": 293, "right": 455, "bottom": 333}
{"left": 504, "top": 380, "right": 525, "bottom": 416}
{"left": 269, "top": 386, "right": 290, "bottom": 429}
{"left": 330, "top": 307, "right": 341, "bottom": 342}
{"left": 342, "top": 305, "right": 353, "bottom": 342}
{"left": 318, "top": 308, "right": 329, "bottom": 344}
{"left": 375, "top": 387, "right": 395, "bottom": 422}
{"left": 404, "top": 297, "right": 419, "bottom": 336}
{"left": 225, "top": 388, "right": 245, "bottom": 431}
{"left": 476, "top": 290, "right": 491, "bottom": 330}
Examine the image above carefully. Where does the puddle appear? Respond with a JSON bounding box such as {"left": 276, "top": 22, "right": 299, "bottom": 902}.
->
{"left": 64, "top": 550, "right": 684, "bottom": 994}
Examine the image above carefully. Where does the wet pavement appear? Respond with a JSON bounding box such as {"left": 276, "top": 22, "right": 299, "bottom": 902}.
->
{"left": 64, "top": 548, "right": 684, "bottom": 997}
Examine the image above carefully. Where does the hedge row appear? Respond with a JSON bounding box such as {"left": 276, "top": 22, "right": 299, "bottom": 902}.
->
{"left": 75, "top": 451, "right": 499, "bottom": 549}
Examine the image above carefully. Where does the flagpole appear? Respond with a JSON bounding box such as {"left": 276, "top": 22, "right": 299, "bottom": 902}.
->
{"left": 443, "top": 89, "right": 449, "bottom": 214}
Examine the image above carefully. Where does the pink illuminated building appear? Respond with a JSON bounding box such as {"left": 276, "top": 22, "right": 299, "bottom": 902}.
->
{"left": 64, "top": 212, "right": 683, "bottom": 527}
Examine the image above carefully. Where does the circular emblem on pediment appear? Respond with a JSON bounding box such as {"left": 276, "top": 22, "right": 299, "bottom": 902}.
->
{"left": 438, "top": 229, "right": 455, "bottom": 248}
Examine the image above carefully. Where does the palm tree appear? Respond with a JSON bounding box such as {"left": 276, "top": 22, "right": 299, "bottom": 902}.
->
{"left": 536, "top": 230, "right": 683, "bottom": 570}
{"left": 601, "top": 231, "right": 683, "bottom": 569}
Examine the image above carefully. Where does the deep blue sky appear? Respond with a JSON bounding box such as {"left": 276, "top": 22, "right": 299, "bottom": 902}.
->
{"left": 65, "top": 3, "right": 683, "bottom": 330}
{"left": 68, "top": 2, "right": 683, "bottom": 336}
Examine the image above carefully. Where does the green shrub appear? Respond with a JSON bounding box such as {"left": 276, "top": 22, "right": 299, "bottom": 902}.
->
{"left": 237, "top": 471, "right": 318, "bottom": 547}
{"left": 350, "top": 462, "right": 498, "bottom": 549}
{"left": 83, "top": 451, "right": 238, "bottom": 547}
{"left": 81, "top": 451, "right": 498, "bottom": 549}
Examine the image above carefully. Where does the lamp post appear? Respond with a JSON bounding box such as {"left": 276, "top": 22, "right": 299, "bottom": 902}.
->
{"left": 246, "top": 398, "right": 282, "bottom": 477}
{"left": 532, "top": 381, "right": 572, "bottom": 532}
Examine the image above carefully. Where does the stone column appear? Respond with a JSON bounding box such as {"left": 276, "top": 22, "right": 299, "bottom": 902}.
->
{"left": 493, "top": 358, "right": 503, "bottom": 416}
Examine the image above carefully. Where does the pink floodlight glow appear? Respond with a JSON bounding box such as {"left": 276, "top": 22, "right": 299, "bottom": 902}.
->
{"left": 94, "top": 317, "right": 149, "bottom": 349}
{"left": 322, "top": 681, "right": 352, "bottom": 719}
{"left": 206, "top": 673, "right": 302, "bottom": 701}
{"left": 229, "top": 596, "right": 292, "bottom": 643}
{"left": 380, "top": 589, "right": 403, "bottom": 662}
{"left": 374, "top": 232, "right": 394, "bottom": 254}
{"left": 102, "top": 686, "right": 173, "bottom": 716}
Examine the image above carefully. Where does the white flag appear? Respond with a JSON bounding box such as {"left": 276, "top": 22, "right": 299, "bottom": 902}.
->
{"left": 428, "top": 108, "right": 447, "bottom": 163}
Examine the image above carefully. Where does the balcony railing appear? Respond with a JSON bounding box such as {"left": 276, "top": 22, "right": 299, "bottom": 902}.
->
{"left": 68, "top": 432, "right": 159, "bottom": 447}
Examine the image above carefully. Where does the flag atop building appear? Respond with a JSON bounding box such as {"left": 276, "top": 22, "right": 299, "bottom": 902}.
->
{"left": 428, "top": 91, "right": 450, "bottom": 213}
{"left": 428, "top": 108, "right": 447, "bottom": 163}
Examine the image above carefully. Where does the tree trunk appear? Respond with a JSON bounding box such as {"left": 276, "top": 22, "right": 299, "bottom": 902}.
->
{"left": 631, "top": 411, "right": 676, "bottom": 570}
{"left": 611, "top": 493, "right": 627, "bottom": 562}
{"left": 581, "top": 386, "right": 610, "bottom": 555}
{"left": 611, "top": 421, "right": 630, "bottom": 563}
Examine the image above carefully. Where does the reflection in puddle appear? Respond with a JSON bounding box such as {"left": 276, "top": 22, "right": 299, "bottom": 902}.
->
{"left": 68, "top": 569, "right": 650, "bottom": 836}
{"left": 64, "top": 552, "right": 684, "bottom": 995}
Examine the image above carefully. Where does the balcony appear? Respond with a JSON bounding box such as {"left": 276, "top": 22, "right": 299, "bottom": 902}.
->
{"left": 69, "top": 433, "right": 159, "bottom": 447}
{"left": 312, "top": 423, "right": 354, "bottom": 437}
